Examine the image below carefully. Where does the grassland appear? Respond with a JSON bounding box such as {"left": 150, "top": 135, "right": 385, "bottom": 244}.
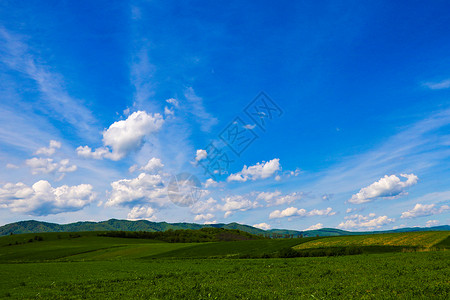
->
{"left": 0, "top": 252, "right": 448, "bottom": 299}
{"left": 0, "top": 230, "right": 449, "bottom": 299}
{"left": 293, "top": 231, "right": 450, "bottom": 250}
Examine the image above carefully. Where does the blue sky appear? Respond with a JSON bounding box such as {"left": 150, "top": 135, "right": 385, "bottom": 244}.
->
{"left": 1, "top": 0, "right": 450, "bottom": 231}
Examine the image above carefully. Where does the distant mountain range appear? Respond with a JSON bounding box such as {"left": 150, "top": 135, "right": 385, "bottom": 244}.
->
{"left": 0, "top": 219, "right": 448, "bottom": 237}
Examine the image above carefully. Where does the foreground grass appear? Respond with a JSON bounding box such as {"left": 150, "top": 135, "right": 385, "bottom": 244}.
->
{"left": 0, "top": 251, "right": 448, "bottom": 299}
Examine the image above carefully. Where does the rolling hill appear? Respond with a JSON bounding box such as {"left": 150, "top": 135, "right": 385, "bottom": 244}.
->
{"left": 0, "top": 219, "right": 449, "bottom": 237}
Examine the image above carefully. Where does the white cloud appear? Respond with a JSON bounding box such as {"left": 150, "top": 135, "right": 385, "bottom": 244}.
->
{"left": 425, "top": 220, "right": 439, "bottom": 227}
{"left": 349, "top": 174, "right": 418, "bottom": 204}
{"left": 164, "top": 106, "right": 174, "bottom": 116}
{"left": 227, "top": 158, "right": 281, "bottom": 182}
{"left": 166, "top": 98, "right": 179, "bottom": 107}
{"left": 322, "top": 194, "right": 333, "bottom": 201}
{"left": 184, "top": 87, "right": 218, "bottom": 131}
{"left": 423, "top": 79, "right": 450, "bottom": 90}
{"left": 127, "top": 205, "right": 157, "bottom": 221}
{"left": 244, "top": 124, "right": 256, "bottom": 130}
{"left": 194, "top": 213, "right": 215, "bottom": 222}
{"left": 76, "top": 146, "right": 108, "bottom": 160}
{"left": 0, "top": 28, "right": 97, "bottom": 139}
{"left": 309, "top": 207, "right": 336, "bottom": 216}
{"left": 26, "top": 158, "right": 58, "bottom": 174}
{"left": 190, "top": 197, "right": 218, "bottom": 214}
{"left": 218, "top": 195, "right": 258, "bottom": 212}
{"left": 216, "top": 195, "right": 259, "bottom": 218}
{"left": 400, "top": 203, "right": 450, "bottom": 219}
{"left": 106, "top": 173, "right": 167, "bottom": 207}
{"left": 129, "top": 164, "right": 138, "bottom": 173}
{"left": 6, "top": 163, "right": 19, "bottom": 169}
{"left": 57, "top": 159, "right": 78, "bottom": 173}
{"left": 253, "top": 222, "right": 271, "bottom": 230}
{"left": 224, "top": 211, "right": 233, "bottom": 218}
{"left": 204, "top": 179, "right": 218, "bottom": 188}
{"left": 195, "top": 149, "right": 207, "bottom": 161}
{"left": 337, "top": 214, "right": 395, "bottom": 230}
{"left": 256, "top": 191, "right": 303, "bottom": 207}
{"left": 346, "top": 208, "right": 357, "bottom": 213}
{"left": 35, "top": 140, "right": 61, "bottom": 156}
{"left": 256, "top": 191, "right": 281, "bottom": 202}
{"left": 25, "top": 157, "right": 77, "bottom": 175}
{"left": 304, "top": 223, "right": 324, "bottom": 231}
{"left": 140, "top": 158, "right": 164, "bottom": 172}
{"left": 77, "top": 111, "right": 164, "bottom": 161}
{"left": 272, "top": 192, "right": 303, "bottom": 206}
{"left": 269, "top": 207, "right": 334, "bottom": 219}
{"left": 0, "top": 180, "right": 95, "bottom": 215}
{"left": 204, "top": 220, "right": 217, "bottom": 224}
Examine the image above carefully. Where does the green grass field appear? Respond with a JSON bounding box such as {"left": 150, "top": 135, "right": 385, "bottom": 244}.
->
{"left": 0, "top": 252, "right": 449, "bottom": 299}
{"left": 0, "top": 231, "right": 449, "bottom": 299}
{"left": 293, "top": 231, "right": 450, "bottom": 250}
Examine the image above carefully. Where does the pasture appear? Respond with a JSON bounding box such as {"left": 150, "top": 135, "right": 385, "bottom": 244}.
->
{"left": 0, "top": 231, "right": 449, "bottom": 299}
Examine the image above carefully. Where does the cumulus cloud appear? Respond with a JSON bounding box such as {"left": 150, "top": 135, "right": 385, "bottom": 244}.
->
{"left": 256, "top": 191, "right": 303, "bottom": 207}
{"left": 400, "top": 203, "right": 450, "bottom": 219}
{"left": 190, "top": 197, "right": 218, "bottom": 214}
{"left": 127, "top": 205, "right": 157, "bottom": 221}
{"left": 35, "top": 140, "right": 61, "bottom": 156}
{"left": 217, "top": 195, "right": 259, "bottom": 218}
{"left": 349, "top": 174, "right": 418, "bottom": 204}
{"left": 106, "top": 173, "right": 167, "bottom": 207}
{"left": 194, "top": 213, "right": 215, "bottom": 222}
{"left": 256, "top": 191, "right": 281, "bottom": 202}
{"left": 218, "top": 195, "right": 258, "bottom": 213}
{"left": 0, "top": 180, "right": 95, "bottom": 215}
{"left": 227, "top": 158, "right": 280, "bottom": 182}
{"left": 204, "top": 179, "right": 218, "bottom": 188}
{"left": 269, "top": 207, "right": 334, "bottom": 219}
{"left": 253, "top": 222, "right": 271, "bottom": 230}
{"left": 26, "top": 157, "right": 77, "bottom": 176}
{"left": 304, "top": 223, "right": 324, "bottom": 231}
{"left": 140, "top": 158, "right": 164, "bottom": 172}
{"left": 337, "top": 214, "right": 394, "bottom": 230}
{"left": 195, "top": 149, "right": 207, "bottom": 161}
{"left": 129, "top": 158, "right": 163, "bottom": 173}
{"left": 77, "top": 111, "right": 164, "bottom": 161}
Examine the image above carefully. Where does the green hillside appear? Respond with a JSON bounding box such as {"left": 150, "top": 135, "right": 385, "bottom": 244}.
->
{"left": 2, "top": 219, "right": 449, "bottom": 237}
{"left": 294, "top": 231, "right": 450, "bottom": 250}
{"left": 0, "top": 228, "right": 263, "bottom": 263}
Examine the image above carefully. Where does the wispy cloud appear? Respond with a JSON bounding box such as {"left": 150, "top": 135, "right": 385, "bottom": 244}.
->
{"left": 310, "top": 109, "right": 450, "bottom": 197}
{"left": 423, "top": 79, "right": 450, "bottom": 90}
{"left": 184, "top": 87, "right": 218, "bottom": 132}
{"left": 0, "top": 27, "right": 98, "bottom": 139}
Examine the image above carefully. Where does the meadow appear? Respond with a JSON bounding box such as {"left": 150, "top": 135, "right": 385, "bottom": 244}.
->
{"left": 0, "top": 230, "right": 449, "bottom": 299}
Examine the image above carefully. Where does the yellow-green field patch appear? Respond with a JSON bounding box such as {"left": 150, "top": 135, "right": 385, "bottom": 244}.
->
{"left": 293, "top": 231, "right": 450, "bottom": 250}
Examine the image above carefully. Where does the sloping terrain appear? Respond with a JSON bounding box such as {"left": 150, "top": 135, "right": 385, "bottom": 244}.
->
{"left": 293, "top": 231, "right": 450, "bottom": 250}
